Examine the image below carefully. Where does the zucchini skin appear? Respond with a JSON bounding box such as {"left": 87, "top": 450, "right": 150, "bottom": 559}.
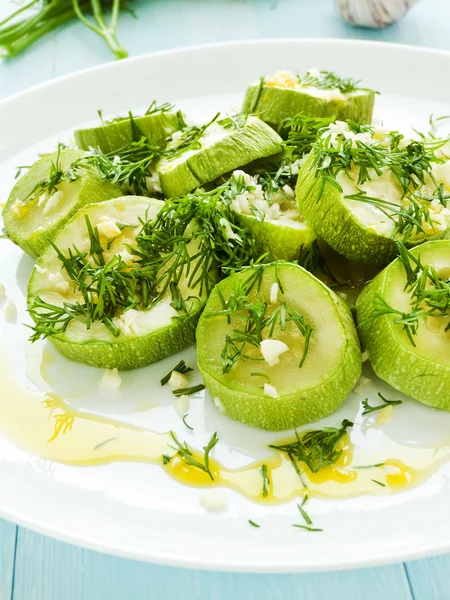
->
{"left": 74, "top": 112, "right": 182, "bottom": 154}
{"left": 242, "top": 85, "right": 375, "bottom": 127}
{"left": 46, "top": 305, "right": 204, "bottom": 371}
{"left": 237, "top": 213, "right": 316, "bottom": 262}
{"left": 296, "top": 152, "right": 397, "bottom": 267}
{"left": 356, "top": 240, "right": 450, "bottom": 410}
{"left": 197, "top": 263, "right": 361, "bottom": 431}
{"left": 157, "top": 118, "right": 283, "bottom": 199}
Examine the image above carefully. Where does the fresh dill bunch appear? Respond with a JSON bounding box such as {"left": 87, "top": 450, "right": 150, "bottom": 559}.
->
{"left": 298, "top": 69, "right": 374, "bottom": 95}
{"left": 279, "top": 113, "right": 336, "bottom": 157}
{"left": 363, "top": 241, "right": 450, "bottom": 345}
{"left": 269, "top": 419, "right": 353, "bottom": 474}
{"left": 205, "top": 266, "right": 312, "bottom": 373}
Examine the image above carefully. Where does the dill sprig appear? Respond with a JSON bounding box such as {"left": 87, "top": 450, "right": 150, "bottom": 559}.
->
{"left": 298, "top": 69, "right": 374, "bottom": 94}
{"left": 280, "top": 113, "right": 336, "bottom": 157}
{"left": 24, "top": 144, "right": 78, "bottom": 203}
{"left": 206, "top": 267, "right": 312, "bottom": 374}
{"left": 269, "top": 419, "right": 353, "bottom": 474}
{"left": 172, "top": 384, "right": 206, "bottom": 397}
{"left": 169, "top": 431, "right": 219, "bottom": 480}
{"left": 160, "top": 360, "right": 193, "bottom": 386}
{"left": 99, "top": 101, "right": 175, "bottom": 125}
{"left": 362, "top": 393, "right": 402, "bottom": 415}
{"left": 363, "top": 241, "right": 450, "bottom": 345}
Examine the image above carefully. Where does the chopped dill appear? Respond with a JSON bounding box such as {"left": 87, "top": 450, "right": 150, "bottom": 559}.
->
{"left": 248, "top": 519, "right": 260, "bottom": 528}
{"left": 260, "top": 464, "right": 270, "bottom": 497}
{"left": 168, "top": 431, "right": 219, "bottom": 480}
{"left": 160, "top": 360, "right": 193, "bottom": 386}
{"left": 172, "top": 384, "right": 206, "bottom": 398}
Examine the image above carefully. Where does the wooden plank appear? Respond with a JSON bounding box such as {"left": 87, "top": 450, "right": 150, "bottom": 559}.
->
{"left": 405, "top": 554, "right": 450, "bottom": 600}
{"left": 0, "top": 519, "right": 17, "bottom": 600}
{"left": 13, "top": 527, "right": 412, "bottom": 600}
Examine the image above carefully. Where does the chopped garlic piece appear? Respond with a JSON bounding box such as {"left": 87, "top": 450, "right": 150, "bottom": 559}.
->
{"left": 174, "top": 394, "right": 190, "bottom": 416}
{"left": 35, "top": 264, "right": 47, "bottom": 274}
{"left": 199, "top": 491, "right": 228, "bottom": 511}
{"left": 354, "top": 375, "right": 371, "bottom": 394}
{"left": 43, "top": 190, "right": 63, "bottom": 215}
{"left": 99, "top": 368, "right": 121, "bottom": 392}
{"left": 168, "top": 370, "right": 189, "bottom": 389}
{"left": 264, "top": 383, "right": 279, "bottom": 399}
{"left": 11, "top": 199, "right": 27, "bottom": 218}
{"left": 361, "top": 349, "right": 370, "bottom": 363}
{"left": 260, "top": 339, "right": 288, "bottom": 367}
{"left": 376, "top": 405, "right": 393, "bottom": 426}
{"left": 3, "top": 300, "right": 17, "bottom": 323}
{"left": 265, "top": 70, "right": 297, "bottom": 88}
{"left": 219, "top": 217, "right": 241, "bottom": 242}
{"left": 48, "top": 272, "right": 70, "bottom": 294}
{"left": 213, "top": 396, "right": 226, "bottom": 414}
{"left": 113, "top": 155, "right": 121, "bottom": 165}
{"left": 96, "top": 216, "right": 121, "bottom": 239}
{"left": 269, "top": 283, "right": 279, "bottom": 305}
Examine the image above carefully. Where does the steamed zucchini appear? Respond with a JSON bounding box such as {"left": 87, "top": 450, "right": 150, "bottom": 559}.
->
{"left": 157, "top": 115, "right": 283, "bottom": 198}
{"left": 74, "top": 105, "right": 183, "bottom": 153}
{"left": 357, "top": 241, "right": 450, "bottom": 409}
{"left": 296, "top": 121, "right": 450, "bottom": 267}
{"left": 242, "top": 69, "right": 375, "bottom": 128}
{"left": 2, "top": 147, "right": 121, "bottom": 258}
{"left": 226, "top": 169, "right": 315, "bottom": 261}
{"left": 197, "top": 262, "right": 362, "bottom": 431}
{"left": 27, "top": 196, "right": 208, "bottom": 370}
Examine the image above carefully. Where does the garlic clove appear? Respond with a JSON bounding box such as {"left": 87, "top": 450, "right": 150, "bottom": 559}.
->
{"left": 335, "top": 0, "right": 419, "bottom": 29}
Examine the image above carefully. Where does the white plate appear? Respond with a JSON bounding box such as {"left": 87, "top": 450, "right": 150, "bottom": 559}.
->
{"left": 2, "top": 39, "right": 450, "bottom": 573}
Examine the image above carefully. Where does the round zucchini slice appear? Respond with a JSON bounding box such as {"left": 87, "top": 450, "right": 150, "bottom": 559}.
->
{"left": 242, "top": 69, "right": 375, "bottom": 128}
{"left": 74, "top": 110, "right": 182, "bottom": 154}
{"left": 227, "top": 170, "right": 315, "bottom": 261}
{"left": 296, "top": 122, "right": 450, "bottom": 267}
{"left": 2, "top": 148, "right": 121, "bottom": 258}
{"left": 356, "top": 240, "right": 450, "bottom": 409}
{"left": 28, "top": 196, "right": 206, "bottom": 370}
{"left": 197, "top": 262, "right": 362, "bottom": 431}
{"left": 156, "top": 116, "right": 283, "bottom": 199}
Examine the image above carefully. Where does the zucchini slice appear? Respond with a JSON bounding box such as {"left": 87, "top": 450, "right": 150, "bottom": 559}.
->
{"left": 296, "top": 121, "right": 450, "bottom": 267}
{"left": 242, "top": 69, "right": 375, "bottom": 128}
{"left": 227, "top": 169, "right": 315, "bottom": 261}
{"left": 356, "top": 240, "right": 450, "bottom": 410}
{"left": 74, "top": 108, "right": 183, "bottom": 154}
{"left": 197, "top": 262, "right": 362, "bottom": 431}
{"left": 156, "top": 115, "right": 283, "bottom": 198}
{"left": 2, "top": 148, "right": 121, "bottom": 258}
{"left": 27, "top": 196, "right": 207, "bottom": 370}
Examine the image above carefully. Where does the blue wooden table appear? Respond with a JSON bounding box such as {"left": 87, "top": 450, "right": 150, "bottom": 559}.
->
{"left": 1, "top": 0, "right": 450, "bottom": 597}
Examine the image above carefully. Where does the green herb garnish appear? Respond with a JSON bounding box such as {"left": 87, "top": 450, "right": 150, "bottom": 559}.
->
{"left": 248, "top": 519, "right": 260, "bottom": 528}
{"left": 172, "top": 384, "right": 206, "bottom": 398}
{"left": 269, "top": 419, "right": 353, "bottom": 474}
{"left": 160, "top": 360, "right": 193, "bottom": 386}
{"left": 362, "top": 393, "right": 402, "bottom": 416}
{"left": 169, "top": 431, "right": 219, "bottom": 480}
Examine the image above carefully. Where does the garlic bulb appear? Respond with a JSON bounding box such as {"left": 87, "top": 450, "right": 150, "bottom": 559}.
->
{"left": 335, "top": 0, "right": 419, "bottom": 28}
